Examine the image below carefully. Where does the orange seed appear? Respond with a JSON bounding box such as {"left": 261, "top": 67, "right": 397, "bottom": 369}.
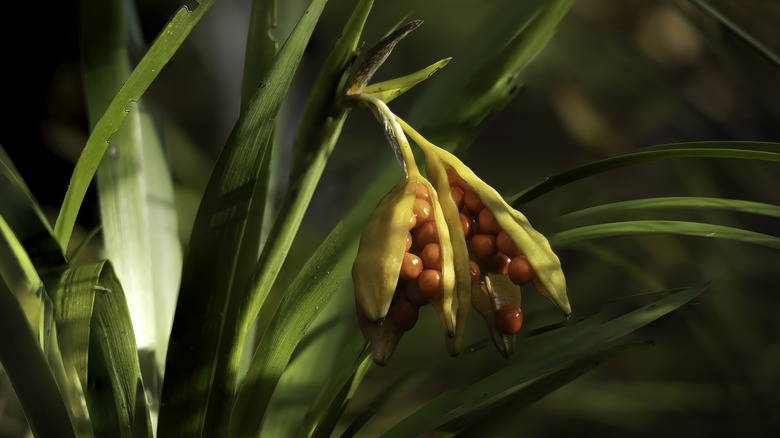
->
{"left": 494, "top": 305, "right": 523, "bottom": 335}
{"left": 399, "top": 253, "right": 423, "bottom": 280}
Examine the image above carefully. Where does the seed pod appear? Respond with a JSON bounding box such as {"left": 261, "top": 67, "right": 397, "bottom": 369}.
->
{"left": 398, "top": 117, "right": 570, "bottom": 318}
{"left": 423, "top": 149, "right": 472, "bottom": 356}
{"left": 429, "top": 149, "right": 569, "bottom": 317}
{"left": 356, "top": 301, "right": 404, "bottom": 366}
{"left": 471, "top": 273, "right": 522, "bottom": 357}
{"left": 353, "top": 177, "right": 418, "bottom": 322}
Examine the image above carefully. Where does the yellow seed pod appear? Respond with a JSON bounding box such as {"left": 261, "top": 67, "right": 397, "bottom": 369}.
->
{"left": 397, "top": 116, "right": 571, "bottom": 318}
{"left": 423, "top": 151, "right": 471, "bottom": 355}
{"left": 443, "top": 156, "right": 570, "bottom": 317}
{"left": 353, "top": 177, "right": 418, "bottom": 322}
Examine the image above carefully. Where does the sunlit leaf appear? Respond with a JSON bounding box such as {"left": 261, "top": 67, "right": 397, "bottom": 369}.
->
{"left": 53, "top": 0, "right": 217, "bottom": 251}
{"left": 363, "top": 57, "right": 452, "bottom": 104}
{"left": 81, "top": 0, "right": 181, "bottom": 386}
{"left": 159, "top": 1, "right": 330, "bottom": 436}
{"left": 53, "top": 261, "right": 152, "bottom": 438}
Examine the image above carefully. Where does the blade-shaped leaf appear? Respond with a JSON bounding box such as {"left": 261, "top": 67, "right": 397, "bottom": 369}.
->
{"left": 687, "top": 0, "right": 780, "bottom": 69}
{"left": 444, "top": 342, "right": 650, "bottom": 436}
{"left": 363, "top": 57, "right": 452, "bottom": 104}
{"left": 81, "top": 0, "right": 182, "bottom": 385}
{"left": 412, "top": 0, "right": 575, "bottom": 151}
{"left": 241, "top": 0, "right": 279, "bottom": 110}
{"left": 228, "top": 222, "right": 358, "bottom": 437}
{"left": 53, "top": 261, "right": 152, "bottom": 438}
{"left": 226, "top": 2, "right": 374, "bottom": 434}
{"left": 158, "top": 0, "right": 330, "bottom": 436}
{"left": 53, "top": 0, "right": 217, "bottom": 251}
{"left": 382, "top": 283, "right": 707, "bottom": 436}
{"left": 560, "top": 197, "right": 780, "bottom": 225}
{"left": 549, "top": 220, "right": 780, "bottom": 250}
{"left": 0, "top": 145, "right": 67, "bottom": 288}
{"left": 510, "top": 142, "right": 780, "bottom": 207}
{"left": 0, "top": 275, "right": 77, "bottom": 438}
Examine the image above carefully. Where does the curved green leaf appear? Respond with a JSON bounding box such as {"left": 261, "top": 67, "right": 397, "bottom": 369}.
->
{"left": 687, "top": 0, "right": 780, "bottom": 69}
{"left": 54, "top": 261, "right": 152, "bottom": 438}
{"left": 54, "top": 0, "right": 217, "bottom": 251}
{"left": 549, "top": 220, "right": 780, "bottom": 250}
{"left": 443, "top": 342, "right": 650, "bottom": 435}
{"left": 0, "top": 276, "right": 76, "bottom": 438}
{"left": 363, "top": 57, "right": 452, "bottom": 104}
{"left": 560, "top": 197, "right": 780, "bottom": 225}
{"left": 228, "top": 222, "right": 358, "bottom": 437}
{"left": 0, "top": 146, "right": 67, "bottom": 287}
{"left": 81, "top": 0, "right": 182, "bottom": 385}
{"left": 510, "top": 142, "right": 780, "bottom": 207}
{"left": 158, "top": 0, "right": 331, "bottom": 435}
{"left": 412, "top": 0, "right": 575, "bottom": 151}
{"left": 383, "top": 283, "right": 708, "bottom": 437}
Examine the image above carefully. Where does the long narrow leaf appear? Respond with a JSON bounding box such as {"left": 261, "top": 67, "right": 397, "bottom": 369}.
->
{"left": 226, "top": 2, "right": 374, "bottom": 435}
{"left": 53, "top": 0, "right": 217, "bottom": 251}
{"left": 54, "top": 261, "right": 152, "bottom": 438}
{"left": 81, "top": 0, "right": 182, "bottom": 384}
{"left": 158, "top": 1, "right": 329, "bottom": 436}
{"left": 560, "top": 197, "right": 780, "bottom": 225}
{"left": 549, "top": 220, "right": 780, "bottom": 250}
{"left": 0, "top": 146, "right": 67, "bottom": 287}
{"left": 448, "top": 342, "right": 650, "bottom": 436}
{"left": 241, "top": 0, "right": 279, "bottom": 109}
{"left": 510, "top": 142, "right": 780, "bottom": 207}
{"left": 382, "top": 283, "right": 708, "bottom": 437}
{"left": 0, "top": 276, "right": 76, "bottom": 438}
{"left": 228, "top": 223, "right": 358, "bottom": 437}
{"left": 412, "top": 0, "right": 574, "bottom": 151}
{"left": 687, "top": 0, "right": 780, "bottom": 69}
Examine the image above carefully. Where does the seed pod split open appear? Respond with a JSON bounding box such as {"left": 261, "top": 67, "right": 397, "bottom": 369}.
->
{"left": 397, "top": 116, "right": 571, "bottom": 318}
{"left": 471, "top": 274, "right": 522, "bottom": 357}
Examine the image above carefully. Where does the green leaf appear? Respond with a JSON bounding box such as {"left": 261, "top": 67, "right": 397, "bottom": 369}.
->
{"left": 309, "top": 352, "right": 372, "bottom": 438}
{"left": 560, "top": 197, "right": 780, "bottom": 225}
{"left": 53, "top": 261, "right": 152, "bottom": 438}
{"left": 241, "top": 0, "right": 279, "bottom": 110}
{"left": 412, "top": 0, "right": 575, "bottom": 151}
{"left": 446, "top": 342, "right": 650, "bottom": 435}
{"left": 510, "top": 142, "right": 780, "bottom": 207}
{"left": 687, "top": 0, "right": 780, "bottom": 69}
{"left": 227, "top": 1, "right": 374, "bottom": 434}
{"left": 158, "top": 1, "right": 330, "bottom": 436}
{"left": 81, "top": 0, "right": 182, "bottom": 387}
{"left": 0, "top": 274, "right": 77, "bottom": 438}
{"left": 0, "top": 214, "right": 49, "bottom": 349}
{"left": 549, "top": 220, "right": 780, "bottom": 250}
{"left": 363, "top": 57, "right": 452, "bottom": 104}
{"left": 382, "top": 283, "right": 708, "bottom": 437}
{"left": 53, "top": 0, "right": 217, "bottom": 251}
{"left": 258, "top": 293, "right": 366, "bottom": 437}
{"left": 228, "top": 222, "right": 358, "bottom": 437}
{"left": 0, "top": 145, "right": 67, "bottom": 288}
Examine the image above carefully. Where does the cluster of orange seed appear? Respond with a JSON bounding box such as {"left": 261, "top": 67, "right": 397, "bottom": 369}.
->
{"left": 382, "top": 169, "right": 539, "bottom": 335}
{"left": 447, "top": 169, "right": 533, "bottom": 335}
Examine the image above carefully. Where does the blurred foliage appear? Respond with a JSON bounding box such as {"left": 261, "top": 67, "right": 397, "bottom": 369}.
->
{"left": 1, "top": 0, "right": 779, "bottom": 437}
